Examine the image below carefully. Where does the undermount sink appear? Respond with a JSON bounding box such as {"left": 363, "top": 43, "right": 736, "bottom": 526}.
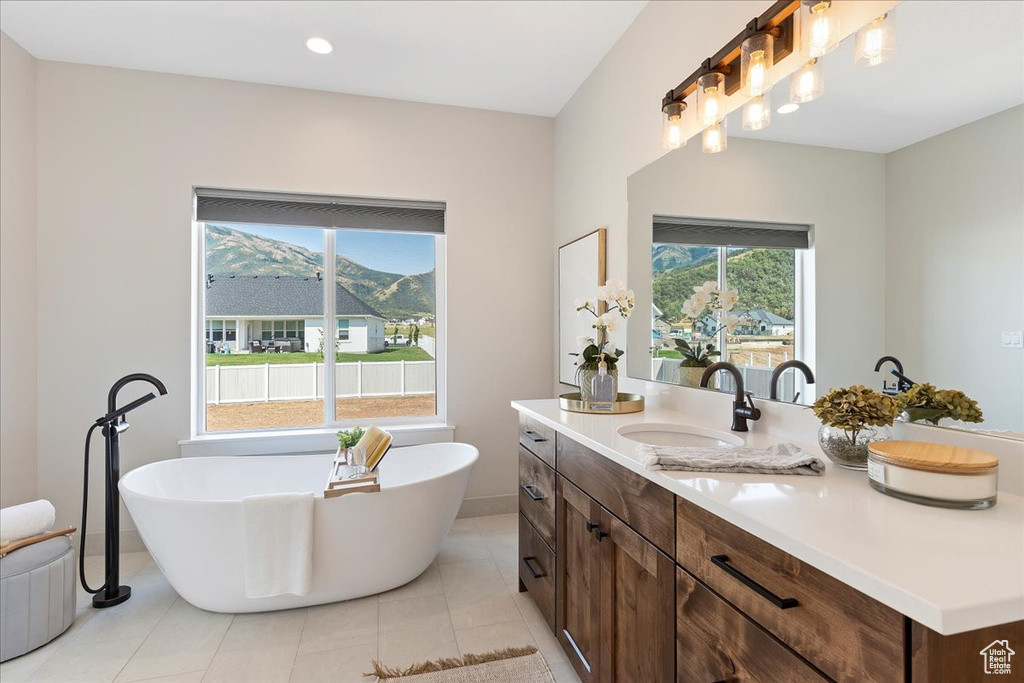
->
{"left": 617, "top": 422, "right": 743, "bottom": 448}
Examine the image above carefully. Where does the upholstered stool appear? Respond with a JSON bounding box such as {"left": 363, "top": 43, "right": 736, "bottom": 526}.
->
{"left": 0, "top": 536, "right": 76, "bottom": 662}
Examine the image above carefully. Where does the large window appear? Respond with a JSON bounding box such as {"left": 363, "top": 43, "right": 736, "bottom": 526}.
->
{"left": 651, "top": 217, "right": 809, "bottom": 402}
{"left": 196, "top": 190, "right": 444, "bottom": 434}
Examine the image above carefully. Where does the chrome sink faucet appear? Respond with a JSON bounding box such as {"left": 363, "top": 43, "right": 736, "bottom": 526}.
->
{"left": 769, "top": 360, "right": 815, "bottom": 401}
{"left": 699, "top": 361, "right": 761, "bottom": 432}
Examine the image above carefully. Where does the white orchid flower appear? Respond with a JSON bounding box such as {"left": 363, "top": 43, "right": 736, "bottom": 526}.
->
{"left": 681, "top": 299, "right": 700, "bottom": 320}
{"left": 595, "top": 312, "right": 619, "bottom": 333}
{"left": 723, "top": 313, "right": 741, "bottom": 333}
{"left": 691, "top": 291, "right": 711, "bottom": 311}
{"left": 605, "top": 278, "right": 625, "bottom": 294}
{"left": 602, "top": 341, "right": 618, "bottom": 357}
{"left": 577, "top": 335, "right": 595, "bottom": 350}
{"left": 575, "top": 296, "right": 594, "bottom": 313}
{"left": 719, "top": 289, "right": 739, "bottom": 312}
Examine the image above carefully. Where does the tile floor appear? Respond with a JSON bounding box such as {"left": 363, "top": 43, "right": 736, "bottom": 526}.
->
{"left": 0, "top": 514, "right": 581, "bottom": 683}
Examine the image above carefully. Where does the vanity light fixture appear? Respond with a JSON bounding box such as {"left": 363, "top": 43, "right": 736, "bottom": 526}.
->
{"left": 743, "top": 91, "right": 772, "bottom": 131}
{"left": 777, "top": 102, "right": 800, "bottom": 114}
{"left": 306, "top": 37, "right": 333, "bottom": 55}
{"left": 662, "top": 101, "right": 687, "bottom": 150}
{"left": 790, "top": 58, "right": 824, "bottom": 103}
{"left": 855, "top": 12, "right": 897, "bottom": 67}
{"left": 801, "top": 0, "right": 840, "bottom": 58}
{"left": 741, "top": 32, "right": 774, "bottom": 97}
{"left": 702, "top": 118, "right": 728, "bottom": 154}
{"left": 697, "top": 72, "right": 727, "bottom": 127}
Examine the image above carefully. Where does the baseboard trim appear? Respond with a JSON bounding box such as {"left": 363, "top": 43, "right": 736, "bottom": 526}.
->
{"left": 81, "top": 528, "right": 146, "bottom": 557}
{"left": 456, "top": 494, "right": 517, "bottom": 519}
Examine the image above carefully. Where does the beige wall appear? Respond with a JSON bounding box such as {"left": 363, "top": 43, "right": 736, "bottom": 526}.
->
{"left": 0, "top": 32, "right": 38, "bottom": 508}
{"left": 34, "top": 62, "right": 553, "bottom": 530}
{"left": 885, "top": 106, "right": 1024, "bottom": 431}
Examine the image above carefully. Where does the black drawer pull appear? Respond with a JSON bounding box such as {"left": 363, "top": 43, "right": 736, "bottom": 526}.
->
{"left": 711, "top": 555, "right": 798, "bottom": 610}
{"left": 522, "top": 430, "right": 547, "bottom": 443}
{"left": 522, "top": 556, "right": 544, "bottom": 579}
{"left": 521, "top": 484, "right": 546, "bottom": 501}
{"left": 586, "top": 520, "right": 608, "bottom": 541}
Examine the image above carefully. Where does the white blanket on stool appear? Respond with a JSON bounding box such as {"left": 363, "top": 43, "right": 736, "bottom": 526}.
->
{"left": 241, "top": 492, "right": 314, "bottom": 598}
{"left": 0, "top": 500, "right": 56, "bottom": 547}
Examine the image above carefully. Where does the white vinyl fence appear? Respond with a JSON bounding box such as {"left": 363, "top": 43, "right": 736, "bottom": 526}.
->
{"left": 651, "top": 359, "right": 797, "bottom": 402}
{"left": 206, "top": 361, "right": 435, "bottom": 404}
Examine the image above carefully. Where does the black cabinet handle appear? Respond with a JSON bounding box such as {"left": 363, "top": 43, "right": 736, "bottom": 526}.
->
{"left": 586, "top": 520, "right": 608, "bottom": 542}
{"left": 521, "top": 484, "right": 546, "bottom": 501}
{"left": 522, "top": 556, "right": 544, "bottom": 579}
{"left": 711, "top": 555, "right": 798, "bottom": 610}
{"left": 522, "top": 430, "right": 547, "bottom": 443}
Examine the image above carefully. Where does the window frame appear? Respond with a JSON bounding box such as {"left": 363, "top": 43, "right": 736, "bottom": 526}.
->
{"left": 191, "top": 218, "right": 447, "bottom": 439}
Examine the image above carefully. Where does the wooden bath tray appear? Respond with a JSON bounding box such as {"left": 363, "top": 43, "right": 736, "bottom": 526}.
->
{"left": 324, "top": 453, "right": 381, "bottom": 498}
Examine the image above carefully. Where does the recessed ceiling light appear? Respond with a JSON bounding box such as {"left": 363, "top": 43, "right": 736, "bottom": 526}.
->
{"left": 777, "top": 103, "right": 800, "bottom": 114}
{"left": 306, "top": 37, "right": 333, "bottom": 55}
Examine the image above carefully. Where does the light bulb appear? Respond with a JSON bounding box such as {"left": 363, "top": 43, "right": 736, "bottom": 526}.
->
{"left": 662, "top": 102, "right": 686, "bottom": 151}
{"left": 697, "top": 72, "right": 726, "bottom": 127}
{"left": 741, "top": 32, "right": 774, "bottom": 98}
{"left": 306, "top": 37, "right": 333, "bottom": 55}
{"left": 702, "top": 119, "right": 727, "bottom": 154}
{"left": 790, "top": 59, "right": 823, "bottom": 103}
{"left": 855, "top": 12, "right": 897, "bottom": 67}
{"left": 801, "top": 0, "right": 839, "bottom": 58}
{"left": 742, "top": 91, "right": 771, "bottom": 131}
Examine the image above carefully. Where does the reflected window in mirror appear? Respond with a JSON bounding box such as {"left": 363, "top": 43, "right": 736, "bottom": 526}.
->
{"left": 650, "top": 217, "right": 811, "bottom": 403}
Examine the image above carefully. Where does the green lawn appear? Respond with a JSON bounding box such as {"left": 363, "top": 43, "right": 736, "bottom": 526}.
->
{"left": 386, "top": 324, "right": 435, "bottom": 339}
{"left": 656, "top": 349, "right": 683, "bottom": 359}
{"left": 207, "top": 346, "right": 433, "bottom": 366}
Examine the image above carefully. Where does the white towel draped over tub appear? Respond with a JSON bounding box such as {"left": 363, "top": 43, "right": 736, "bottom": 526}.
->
{"left": 241, "top": 492, "right": 314, "bottom": 598}
{"left": 0, "top": 500, "right": 56, "bottom": 547}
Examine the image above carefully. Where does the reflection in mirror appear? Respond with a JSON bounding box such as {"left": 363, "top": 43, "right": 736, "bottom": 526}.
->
{"left": 627, "top": 1, "right": 1023, "bottom": 438}
{"left": 649, "top": 218, "right": 810, "bottom": 403}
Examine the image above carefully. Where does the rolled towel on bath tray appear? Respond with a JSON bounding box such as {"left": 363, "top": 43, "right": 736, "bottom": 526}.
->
{"left": 638, "top": 442, "right": 825, "bottom": 476}
{"left": 0, "top": 499, "right": 56, "bottom": 547}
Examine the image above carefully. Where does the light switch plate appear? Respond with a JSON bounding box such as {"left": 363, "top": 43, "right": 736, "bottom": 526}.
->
{"left": 1002, "top": 331, "right": 1024, "bottom": 348}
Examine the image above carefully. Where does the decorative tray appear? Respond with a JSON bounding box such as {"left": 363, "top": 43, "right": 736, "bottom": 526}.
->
{"left": 558, "top": 392, "right": 645, "bottom": 415}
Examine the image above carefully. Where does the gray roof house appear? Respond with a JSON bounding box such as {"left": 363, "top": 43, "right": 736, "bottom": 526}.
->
{"left": 739, "top": 309, "right": 795, "bottom": 335}
{"left": 205, "top": 275, "right": 387, "bottom": 353}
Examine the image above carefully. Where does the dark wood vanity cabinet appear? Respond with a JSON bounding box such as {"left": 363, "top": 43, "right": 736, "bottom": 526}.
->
{"left": 515, "top": 414, "right": 1021, "bottom": 682}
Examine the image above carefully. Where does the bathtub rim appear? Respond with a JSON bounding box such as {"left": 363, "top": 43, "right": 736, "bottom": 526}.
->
{"left": 119, "top": 442, "right": 479, "bottom": 505}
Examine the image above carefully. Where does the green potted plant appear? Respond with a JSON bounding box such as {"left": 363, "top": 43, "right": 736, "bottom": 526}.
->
{"left": 336, "top": 425, "right": 365, "bottom": 466}
{"left": 675, "top": 281, "right": 741, "bottom": 388}
{"left": 898, "top": 383, "right": 984, "bottom": 426}
{"left": 571, "top": 279, "right": 634, "bottom": 403}
{"left": 811, "top": 385, "right": 900, "bottom": 470}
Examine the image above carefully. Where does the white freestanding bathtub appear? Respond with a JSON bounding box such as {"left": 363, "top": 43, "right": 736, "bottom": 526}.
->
{"left": 120, "top": 443, "right": 477, "bottom": 613}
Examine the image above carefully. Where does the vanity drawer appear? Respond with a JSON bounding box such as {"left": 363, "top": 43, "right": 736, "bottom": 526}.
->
{"left": 519, "top": 512, "right": 556, "bottom": 632}
{"left": 518, "top": 446, "right": 555, "bottom": 549}
{"left": 556, "top": 433, "right": 674, "bottom": 556}
{"left": 518, "top": 414, "right": 555, "bottom": 468}
{"left": 675, "top": 496, "right": 904, "bottom": 682}
{"left": 677, "top": 568, "right": 828, "bottom": 683}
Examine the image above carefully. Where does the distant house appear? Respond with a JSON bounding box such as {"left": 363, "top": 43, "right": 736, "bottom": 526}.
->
{"left": 206, "top": 275, "right": 387, "bottom": 353}
{"left": 652, "top": 305, "right": 671, "bottom": 345}
{"left": 737, "top": 309, "right": 794, "bottom": 336}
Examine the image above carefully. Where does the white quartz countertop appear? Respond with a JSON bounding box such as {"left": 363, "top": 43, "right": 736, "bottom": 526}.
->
{"left": 511, "top": 399, "right": 1024, "bottom": 635}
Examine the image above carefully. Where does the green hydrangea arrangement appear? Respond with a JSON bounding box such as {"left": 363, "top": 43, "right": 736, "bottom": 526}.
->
{"left": 812, "top": 385, "right": 901, "bottom": 441}
{"left": 337, "top": 426, "right": 365, "bottom": 450}
{"left": 899, "top": 383, "right": 983, "bottom": 425}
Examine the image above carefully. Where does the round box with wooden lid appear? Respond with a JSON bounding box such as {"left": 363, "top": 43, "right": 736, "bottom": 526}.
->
{"left": 867, "top": 441, "right": 998, "bottom": 509}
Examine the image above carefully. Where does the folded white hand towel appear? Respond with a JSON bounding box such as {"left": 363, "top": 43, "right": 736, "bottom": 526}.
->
{"left": 0, "top": 500, "right": 56, "bottom": 546}
{"left": 241, "top": 492, "right": 314, "bottom": 599}
{"left": 638, "top": 442, "right": 825, "bottom": 476}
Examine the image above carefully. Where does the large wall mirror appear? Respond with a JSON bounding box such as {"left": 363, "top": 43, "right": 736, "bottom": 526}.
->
{"left": 626, "top": 1, "right": 1023, "bottom": 439}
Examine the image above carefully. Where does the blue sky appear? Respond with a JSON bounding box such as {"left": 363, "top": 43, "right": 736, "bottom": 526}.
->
{"left": 233, "top": 224, "right": 434, "bottom": 276}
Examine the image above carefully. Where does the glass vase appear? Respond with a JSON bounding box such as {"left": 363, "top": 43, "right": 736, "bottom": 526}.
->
{"left": 578, "top": 366, "right": 618, "bottom": 404}
{"left": 817, "top": 424, "right": 892, "bottom": 470}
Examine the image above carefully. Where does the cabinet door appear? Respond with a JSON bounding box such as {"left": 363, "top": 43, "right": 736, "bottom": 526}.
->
{"left": 677, "top": 569, "right": 828, "bottom": 683}
{"left": 599, "top": 509, "right": 675, "bottom": 683}
{"left": 557, "top": 476, "right": 602, "bottom": 683}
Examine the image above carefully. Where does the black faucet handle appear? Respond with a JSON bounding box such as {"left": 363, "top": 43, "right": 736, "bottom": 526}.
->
{"left": 739, "top": 392, "right": 761, "bottom": 420}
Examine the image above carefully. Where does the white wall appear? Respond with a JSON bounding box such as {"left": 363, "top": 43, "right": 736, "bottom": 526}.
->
{"left": 34, "top": 62, "right": 553, "bottom": 531}
{"left": 885, "top": 106, "right": 1024, "bottom": 431}
{"left": 0, "top": 32, "right": 38, "bottom": 508}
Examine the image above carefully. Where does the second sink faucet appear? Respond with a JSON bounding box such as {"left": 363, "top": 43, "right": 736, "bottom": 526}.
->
{"left": 699, "top": 361, "right": 761, "bottom": 432}
{"left": 769, "top": 360, "right": 815, "bottom": 401}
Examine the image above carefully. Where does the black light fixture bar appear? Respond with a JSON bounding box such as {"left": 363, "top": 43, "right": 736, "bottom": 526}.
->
{"left": 662, "top": 0, "right": 800, "bottom": 110}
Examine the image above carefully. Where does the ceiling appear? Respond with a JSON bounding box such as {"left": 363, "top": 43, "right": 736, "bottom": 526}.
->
{"left": 0, "top": 0, "right": 647, "bottom": 117}
{"left": 730, "top": 1, "right": 1024, "bottom": 153}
